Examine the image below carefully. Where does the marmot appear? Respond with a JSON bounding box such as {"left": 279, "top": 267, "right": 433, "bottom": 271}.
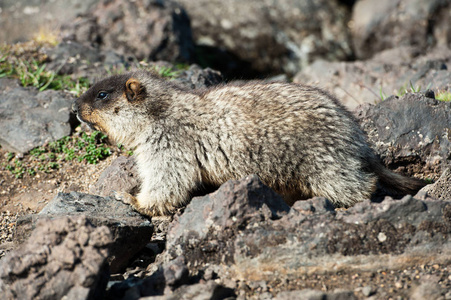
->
{"left": 73, "top": 70, "right": 426, "bottom": 216}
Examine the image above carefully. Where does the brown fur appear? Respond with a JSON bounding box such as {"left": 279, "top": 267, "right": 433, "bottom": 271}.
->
{"left": 73, "top": 71, "right": 426, "bottom": 216}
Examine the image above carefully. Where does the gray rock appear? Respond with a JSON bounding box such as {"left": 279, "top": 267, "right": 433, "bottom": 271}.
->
{"left": 361, "top": 286, "right": 376, "bottom": 297}
{"left": 0, "top": 78, "right": 75, "bottom": 153}
{"left": 409, "top": 275, "right": 443, "bottom": 300}
{"left": 44, "top": 41, "right": 223, "bottom": 91}
{"left": 291, "top": 196, "right": 335, "bottom": 214}
{"left": 138, "top": 281, "right": 235, "bottom": 300}
{"left": 163, "top": 256, "right": 189, "bottom": 291}
{"left": 163, "top": 281, "right": 235, "bottom": 300}
{"left": 178, "top": 0, "right": 353, "bottom": 77}
{"left": 106, "top": 269, "right": 166, "bottom": 299}
{"left": 15, "top": 192, "right": 153, "bottom": 273}
{"left": 337, "top": 195, "right": 443, "bottom": 227}
{"left": 419, "top": 168, "right": 451, "bottom": 200}
{"left": 175, "top": 65, "right": 223, "bottom": 89}
{"left": 275, "top": 289, "right": 357, "bottom": 300}
{"left": 294, "top": 46, "right": 451, "bottom": 109}
{"left": 163, "top": 175, "right": 451, "bottom": 287}
{"left": 167, "top": 174, "right": 290, "bottom": 251}
{"left": 106, "top": 259, "right": 230, "bottom": 299}
{"left": 0, "top": 0, "right": 98, "bottom": 44}
{"left": 90, "top": 156, "right": 141, "bottom": 197}
{"left": 62, "top": 0, "right": 194, "bottom": 63}
{"left": 0, "top": 216, "right": 111, "bottom": 300}
{"left": 45, "top": 41, "right": 131, "bottom": 84}
{"left": 351, "top": 0, "right": 451, "bottom": 59}
{"left": 355, "top": 93, "right": 451, "bottom": 180}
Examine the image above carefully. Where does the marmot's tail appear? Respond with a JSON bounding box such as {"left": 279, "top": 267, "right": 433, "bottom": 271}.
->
{"left": 372, "top": 161, "right": 427, "bottom": 198}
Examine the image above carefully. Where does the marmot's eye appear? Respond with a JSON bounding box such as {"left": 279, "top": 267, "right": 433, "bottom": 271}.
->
{"left": 97, "top": 91, "right": 108, "bottom": 100}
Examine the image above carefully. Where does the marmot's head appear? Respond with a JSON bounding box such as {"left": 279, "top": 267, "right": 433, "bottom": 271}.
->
{"left": 73, "top": 71, "right": 172, "bottom": 146}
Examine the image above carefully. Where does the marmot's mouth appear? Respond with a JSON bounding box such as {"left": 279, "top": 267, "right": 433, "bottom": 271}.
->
{"left": 76, "top": 114, "right": 97, "bottom": 131}
{"left": 76, "top": 114, "right": 84, "bottom": 124}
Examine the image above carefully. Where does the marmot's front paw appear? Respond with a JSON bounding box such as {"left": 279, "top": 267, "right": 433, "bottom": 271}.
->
{"left": 113, "top": 190, "right": 136, "bottom": 205}
{"left": 112, "top": 191, "right": 163, "bottom": 217}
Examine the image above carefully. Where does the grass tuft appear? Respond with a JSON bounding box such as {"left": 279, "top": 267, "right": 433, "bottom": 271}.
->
{"left": 1, "top": 129, "right": 132, "bottom": 179}
{"left": 0, "top": 44, "right": 90, "bottom": 96}
{"left": 436, "top": 90, "right": 451, "bottom": 102}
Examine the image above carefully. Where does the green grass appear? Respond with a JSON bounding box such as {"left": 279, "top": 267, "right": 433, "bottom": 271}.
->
{"left": 105, "top": 61, "right": 187, "bottom": 80}
{"left": 380, "top": 81, "right": 449, "bottom": 102}
{"left": 396, "top": 81, "right": 425, "bottom": 98}
{"left": 436, "top": 90, "right": 451, "bottom": 102}
{"left": 0, "top": 47, "right": 90, "bottom": 96}
{"left": 379, "top": 86, "right": 387, "bottom": 101}
{"left": 76, "top": 131, "right": 112, "bottom": 164}
{"left": 424, "top": 178, "right": 434, "bottom": 184}
{"left": 47, "top": 131, "right": 112, "bottom": 165}
{"left": 137, "top": 61, "right": 184, "bottom": 79}
{"left": 5, "top": 159, "right": 25, "bottom": 179}
{"left": 6, "top": 152, "right": 14, "bottom": 161}
{"left": 0, "top": 42, "right": 138, "bottom": 179}
{"left": 149, "top": 65, "right": 182, "bottom": 79}
{"left": 2, "top": 130, "right": 122, "bottom": 178}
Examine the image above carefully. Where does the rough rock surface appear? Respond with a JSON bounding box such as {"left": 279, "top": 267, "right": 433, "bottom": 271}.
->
{"left": 275, "top": 289, "right": 358, "bottom": 300}
{"left": 106, "top": 257, "right": 235, "bottom": 299}
{"left": 178, "top": 0, "right": 353, "bottom": 77}
{"left": 351, "top": 0, "right": 451, "bottom": 59}
{"left": 44, "top": 41, "right": 223, "bottom": 89}
{"left": 166, "top": 175, "right": 290, "bottom": 251}
{"left": 174, "top": 64, "right": 223, "bottom": 89}
{"left": 0, "top": 216, "right": 112, "bottom": 300}
{"left": 0, "top": 77, "right": 75, "bottom": 153}
{"left": 294, "top": 46, "right": 451, "bottom": 109}
{"left": 158, "top": 281, "right": 235, "bottom": 300}
{"left": 45, "top": 41, "right": 130, "bottom": 84}
{"left": 355, "top": 93, "right": 451, "bottom": 180}
{"left": 62, "top": 0, "right": 194, "bottom": 64}
{"left": 0, "top": 0, "right": 98, "bottom": 44}
{"left": 90, "top": 156, "right": 140, "bottom": 198}
{"left": 15, "top": 192, "right": 153, "bottom": 273}
{"left": 420, "top": 168, "right": 451, "bottom": 200}
{"left": 157, "top": 175, "right": 450, "bottom": 299}
{"left": 166, "top": 176, "right": 450, "bottom": 272}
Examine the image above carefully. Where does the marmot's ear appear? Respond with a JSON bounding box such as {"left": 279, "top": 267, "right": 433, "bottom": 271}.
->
{"left": 125, "top": 78, "right": 146, "bottom": 102}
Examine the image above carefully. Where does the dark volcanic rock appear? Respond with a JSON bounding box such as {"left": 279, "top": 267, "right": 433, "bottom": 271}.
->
{"left": 163, "top": 175, "right": 451, "bottom": 291}
{"left": 294, "top": 46, "right": 451, "bottom": 109}
{"left": 90, "top": 156, "right": 140, "bottom": 197}
{"left": 420, "top": 168, "right": 451, "bottom": 200}
{"left": 163, "top": 256, "right": 190, "bottom": 291}
{"left": 47, "top": 45, "right": 223, "bottom": 92}
{"left": 351, "top": 0, "right": 451, "bottom": 59}
{"left": 275, "top": 289, "right": 358, "bottom": 300}
{"left": 166, "top": 174, "right": 290, "bottom": 253}
{"left": 175, "top": 65, "right": 223, "bottom": 89}
{"left": 15, "top": 192, "right": 153, "bottom": 273}
{"left": 45, "top": 41, "right": 130, "bottom": 84}
{"left": 105, "top": 257, "right": 233, "bottom": 299}
{"left": 164, "top": 281, "right": 235, "bottom": 300}
{"left": 355, "top": 93, "right": 451, "bottom": 179}
{"left": 62, "top": 0, "right": 194, "bottom": 64}
{"left": 0, "top": 78, "right": 75, "bottom": 153}
{"left": 0, "top": 216, "right": 112, "bottom": 300}
{"left": 178, "top": 0, "right": 353, "bottom": 77}
{"left": 44, "top": 41, "right": 223, "bottom": 89}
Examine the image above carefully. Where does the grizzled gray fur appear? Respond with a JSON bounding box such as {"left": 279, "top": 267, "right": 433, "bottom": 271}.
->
{"left": 73, "top": 71, "right": 425, "bottom": 216}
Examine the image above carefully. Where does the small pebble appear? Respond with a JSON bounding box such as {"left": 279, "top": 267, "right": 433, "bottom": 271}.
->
{"left": 362, "top": 285, "right": 376, "bottom": 297}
